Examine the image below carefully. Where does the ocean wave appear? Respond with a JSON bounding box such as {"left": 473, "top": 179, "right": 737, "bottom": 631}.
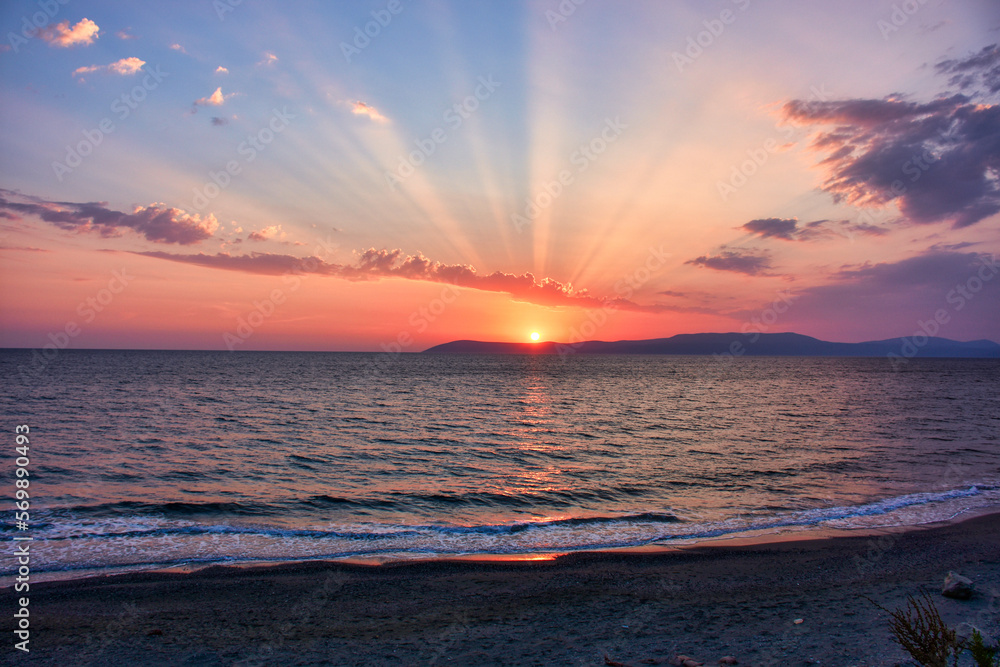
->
{"left": 4, "top": 485, "right": 994, "bottom": 579}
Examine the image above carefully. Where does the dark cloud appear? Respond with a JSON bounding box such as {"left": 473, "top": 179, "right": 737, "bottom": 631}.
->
{"left": 742, "top": 218, "right": 799, "bottom": 240}
{"left": 784, "top": 250, "right": 1000, "bottom": 339}
{"left": 0, "top": 245, "right": 49, "bottom": 252}
{"left": 686, "top": 249, "right": 771, "bottom": 275}
{"left": 0, "top": 189, "right": 217, "bottom": 245}
{"left": 210, "top": 116, "right": 229, "bottom": 126}
{"left": 936, "top": 44, "right": 1000, "bottom": 94}
{"left": 741, "top": 217, "right": 888, "bottom": 241}
{"left": 781, "top": 45, "right": 1000, "bottom": 229}
{"left": 133, "top": 248, "right": 675, "bottom": 313}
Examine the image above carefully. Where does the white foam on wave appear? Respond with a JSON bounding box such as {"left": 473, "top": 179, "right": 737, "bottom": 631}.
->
{"left": 12, "top": 483, "right": 999, "bottom": 581}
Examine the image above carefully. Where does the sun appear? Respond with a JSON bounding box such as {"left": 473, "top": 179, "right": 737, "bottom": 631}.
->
{"left": 530, "top": 331, "right": 540, "bottom": 342}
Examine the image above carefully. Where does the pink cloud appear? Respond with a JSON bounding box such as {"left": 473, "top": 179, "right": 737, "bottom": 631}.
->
{"left": 73, "top": 57, "right": 146, "bottom": 79}
{"left": 38, "top": 18, "right": 100, "bottom": 47}
{"left": 247, "top": 225, "right": 284, "bottom": 241}
{"left": 132, "top": 247, "right": 672, "bottom": 313}
{"left": 349, "top": 101, "right": 389, "bottom": 123}
{"left": 196, "top": 87, "right": 226, "bottom": 106}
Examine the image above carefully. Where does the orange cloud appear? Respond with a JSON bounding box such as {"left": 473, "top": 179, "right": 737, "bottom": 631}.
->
{"left": 132, "top": 247, "right": 673, "bottom": 313}
{"left": 247, "top": 225, "right": 284, "bottom": 241}
{"left": 73, "top": 57, "right": 146, "bottom": 78}
{"left": 196, "top": 87, "right": 227, "bottom": 106}
{"left": 349, "top": 101, "right": 389, "bottom": 123}
{"left": 39, "top": 18, "right": 99, "bottom": 47}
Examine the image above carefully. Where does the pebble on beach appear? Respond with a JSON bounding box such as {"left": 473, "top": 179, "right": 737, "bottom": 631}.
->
{"left": 670, "top": 656, "right": 703, "bottom": 667}
{"left": 942, "top": 571, "right": 974, "bottom": 599}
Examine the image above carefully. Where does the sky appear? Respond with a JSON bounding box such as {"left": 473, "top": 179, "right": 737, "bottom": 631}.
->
{"left": 1, "top": 0, "right": 999, "bottom": 351}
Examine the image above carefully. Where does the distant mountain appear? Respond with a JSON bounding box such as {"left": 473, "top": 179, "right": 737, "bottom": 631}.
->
{"left": 422, "top": 332, "right": 1000, "bottom": 358}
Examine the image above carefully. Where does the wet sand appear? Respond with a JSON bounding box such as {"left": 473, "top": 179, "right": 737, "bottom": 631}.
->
{"left": 13, "top": 512, "right": 1000, "bottom": 666}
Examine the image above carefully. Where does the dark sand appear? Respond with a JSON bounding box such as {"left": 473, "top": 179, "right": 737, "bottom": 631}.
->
{"left": 10, "top": 512, "right": 1000, "bottom": 666}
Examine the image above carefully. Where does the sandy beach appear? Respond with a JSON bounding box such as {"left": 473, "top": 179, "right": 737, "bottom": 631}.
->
{"left": 11, "top": 511, "right": 999, "bottom": 666}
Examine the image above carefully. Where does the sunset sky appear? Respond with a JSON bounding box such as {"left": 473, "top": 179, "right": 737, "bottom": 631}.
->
{"left": 1, "top": 0, "right": 999, "bottom": 351}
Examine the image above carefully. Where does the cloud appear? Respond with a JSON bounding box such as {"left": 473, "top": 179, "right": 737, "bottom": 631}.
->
{"left": 778, "top": 250, "right": 1000, "bottom": 340}
{"left": 247, "top": 225, "right": 284, "bottom": 241}
{"left": 257, "top": 52, "right": 278, "bottom": 67}
{"left": 72, "top": 64, "right": 101, "bottom": 77}
{"left": 196, "top": 87, "right": 226, "bottom": 106}
{"left": 169, "top": 43, "right": 187, "bottom": 54}
{"left": 215, "top": 66, "right": 228, "bottom": 74}
{"left": 210, "top": 116, "right": 229, "bottom": 127}
{"left": 73, "top": 57, "right": 146, "bottom": 79}
{"left": 740, "top": 217, "right": 888, "bottom": 241}
{"left": 193, "top": 87, "right": 238, "bottom": 113}
{"left": 741, "top": 218, "right": 799, "bottom": 240}
{"left": 116, "top": 28, "right": 136, "bottom": 40}
{"left": 937, "top": 44, "right": 1000, "bottom": 95}
{"left": 0, "top": 189, "right": 217, "bottom": 245}
{"left": 686, "top": 249, "right": 771, "bottom": 275}
{"left": 131, "top": 247, "right": 674, "bottom": 313}
{"left": 781, "top": 46, "right": 1000, "bottom": 229}
{"left": 108, "top": 57, "right": 146, "bottom": 75}
{"left": 38, "top": 18, "right": 99, "bottom": 47}
{"left": 0, "top": 245, "right": 49, "bottom": 253}
{"left": 349, "top": 101, "right": 389, "bottom": 123}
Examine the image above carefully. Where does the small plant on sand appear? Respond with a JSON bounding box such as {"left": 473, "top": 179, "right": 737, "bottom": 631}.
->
{"left": 869, "top": 593, "right": 962, "bottom": 667}
{"left": 967, "top": 630, "right": 1000, "bottom": 667}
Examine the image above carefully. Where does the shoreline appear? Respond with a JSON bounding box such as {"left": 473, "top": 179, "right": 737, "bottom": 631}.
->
{"left": 20, "top": 510, "right": 1000, "bottom": 665}
{"left": 16, "top": 501, "right": 999, "bottom": 585}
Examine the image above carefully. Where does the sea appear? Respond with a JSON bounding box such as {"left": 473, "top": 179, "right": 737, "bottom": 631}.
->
{"left": 2, "top": 349, "right": 998, "bottom": 582}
